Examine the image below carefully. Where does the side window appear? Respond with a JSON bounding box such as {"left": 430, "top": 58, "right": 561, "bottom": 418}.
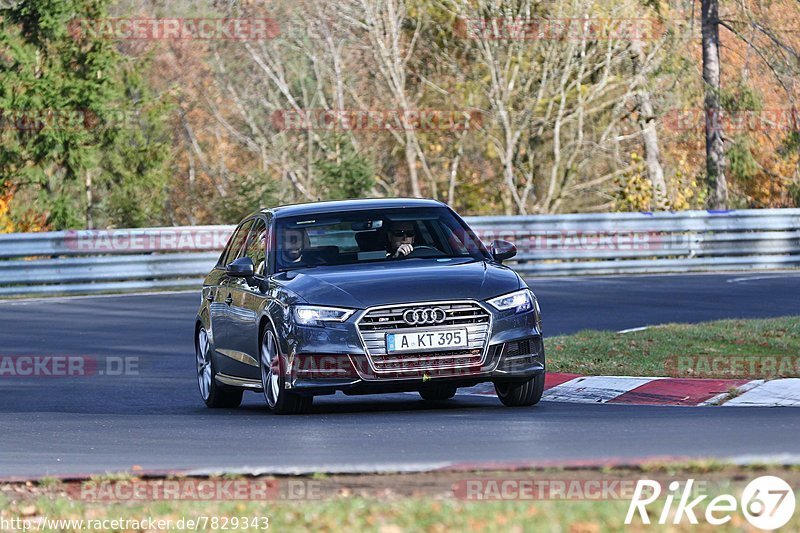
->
{"left": 221, "top": 219, "right": 254, "bottom": 267}
{"left": 437, "top": 221, "right": 468, "bottom": 255}
{"left": 218, "top": 226, "right": 242, "bottom": 267}
{"left": 245, "top": 218, "right": 268, "bottom": 276}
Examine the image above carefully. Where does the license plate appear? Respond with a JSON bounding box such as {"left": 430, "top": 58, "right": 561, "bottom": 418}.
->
{"left": 386, "top": 329, "right": 468, "bottom": 353}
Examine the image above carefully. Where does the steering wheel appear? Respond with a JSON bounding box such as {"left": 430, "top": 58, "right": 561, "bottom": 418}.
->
{"left": 404, "top": 245, "right": 446, "bottom": 258}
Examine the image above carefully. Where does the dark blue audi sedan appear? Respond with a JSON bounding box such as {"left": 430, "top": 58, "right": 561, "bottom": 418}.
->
{"left": 195, "top": 198, "right": 544, "bottom": 414}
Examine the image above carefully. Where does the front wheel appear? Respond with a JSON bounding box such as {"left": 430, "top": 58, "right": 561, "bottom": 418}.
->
{"left": 196, "top": 326, "right": 243, "bottom": 408}
{"left": 494, "top": 373, "right": 545, "bottom": 407}
{"left": 260, "top": 329, "right": 313, "bottom": 415}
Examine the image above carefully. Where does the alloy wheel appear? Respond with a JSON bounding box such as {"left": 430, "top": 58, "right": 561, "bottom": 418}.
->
{"left": 260, "top": 330, "right": 282, "bottom": 408}
{"left": 196, "top": 327, "right": 212, "bottom": 400}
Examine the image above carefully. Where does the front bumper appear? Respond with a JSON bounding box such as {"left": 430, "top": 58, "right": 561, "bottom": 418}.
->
{"left": 283, "top": 299, "right": 545, "bottom": 395}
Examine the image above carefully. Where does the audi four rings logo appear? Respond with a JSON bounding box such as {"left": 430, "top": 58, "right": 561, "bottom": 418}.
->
{"left": 403, "top": 307, "right": 447, "bottom": 325}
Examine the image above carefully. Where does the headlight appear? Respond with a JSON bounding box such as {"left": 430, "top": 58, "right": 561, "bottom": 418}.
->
{"left": 293, "top": 305, "right": 355, "bottom": 326}
{"left": 487, "top": 289, "right": 533, "bottom": 314}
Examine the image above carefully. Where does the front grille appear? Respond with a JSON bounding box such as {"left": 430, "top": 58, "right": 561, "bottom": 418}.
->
{"left": 358, "top": 302, "right": 489, "bottom": 331}
{"left": 357, "top": 301, "right": 491, "bottom": 374}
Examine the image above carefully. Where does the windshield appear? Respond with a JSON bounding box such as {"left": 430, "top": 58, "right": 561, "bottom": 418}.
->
{"left": 275, "top": 207, "right": 489, "bottom": 271}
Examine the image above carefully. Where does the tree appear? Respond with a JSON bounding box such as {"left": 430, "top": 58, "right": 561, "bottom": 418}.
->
{"left": 0, "top": 0, "right": 171, "bottom": 229}
{"left": 701, "top": 0, "right": 728, "bottom": 209}
{"left": 629, "top": 11, "right": 667, "bottom": 209}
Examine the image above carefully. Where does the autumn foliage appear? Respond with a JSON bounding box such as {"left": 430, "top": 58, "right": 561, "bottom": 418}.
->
{"left": 1, "top": 0, "right": 799, "bottom": 230}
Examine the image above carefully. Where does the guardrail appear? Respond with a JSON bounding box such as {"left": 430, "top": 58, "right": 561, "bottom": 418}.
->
{"left": 0, "top": 209, "right": 798, "bottom": 296}
{"left": 470, "top": 208, "right": 800, "bottom": 276}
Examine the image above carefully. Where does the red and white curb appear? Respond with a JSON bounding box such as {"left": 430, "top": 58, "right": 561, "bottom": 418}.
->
{"left": 460, "top": 374, "right": 800, "bottom": 407}
{"left": 721, "top": 378, "right": 800, "bottom": 407}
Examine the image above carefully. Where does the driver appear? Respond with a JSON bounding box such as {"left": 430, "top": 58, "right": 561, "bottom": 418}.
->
{"left": 281, "top": 228, "right": 307, "bottom": 265}
{"left": 386, "top": 221, "right": 416, "bottom": 258}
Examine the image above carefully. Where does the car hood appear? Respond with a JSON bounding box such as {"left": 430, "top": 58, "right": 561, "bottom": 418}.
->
{"left": 273, "top": 258, "right": 522, "bottom": 309}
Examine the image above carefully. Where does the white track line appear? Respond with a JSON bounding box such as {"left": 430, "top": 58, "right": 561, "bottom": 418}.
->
{"left": 616, "top": 326, "right": 650, "bottom": 334}
{"left": 726, "top": 274, "right": 800, "bottom": 283}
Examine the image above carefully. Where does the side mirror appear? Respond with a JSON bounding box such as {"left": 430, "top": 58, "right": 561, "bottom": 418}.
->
{"left": 226, "top": 257, "right": 255, "bottom": 277}
{"left": 490, "top": 239, "right": 517, "bottom": 262}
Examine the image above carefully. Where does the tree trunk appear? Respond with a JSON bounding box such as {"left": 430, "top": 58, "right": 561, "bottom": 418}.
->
{"left": 701, "top": 0, "right": 728, "bottom": 209}
{"left": 85, "top": 170, "right": 93, "bottom": 229}
{"left": 630, "top": 39, "right": 667, "bottom": 210}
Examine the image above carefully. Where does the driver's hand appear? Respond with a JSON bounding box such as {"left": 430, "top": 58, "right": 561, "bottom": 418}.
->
{"left": 393, "top": 244, "right": 414, "bottom": 258}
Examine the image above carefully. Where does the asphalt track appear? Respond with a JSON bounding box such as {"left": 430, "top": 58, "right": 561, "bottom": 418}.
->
{"left": 1, "top": 272, "right": 799, "bottom": 478}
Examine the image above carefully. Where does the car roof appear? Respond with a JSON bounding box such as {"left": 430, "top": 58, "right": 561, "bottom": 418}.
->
{"left": 258, "top": 198, "right": 447, "bottom": 219}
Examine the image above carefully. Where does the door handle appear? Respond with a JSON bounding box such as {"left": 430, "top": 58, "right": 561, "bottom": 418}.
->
{"left": 225, "top": 294, "right": 233, "bottom": 305}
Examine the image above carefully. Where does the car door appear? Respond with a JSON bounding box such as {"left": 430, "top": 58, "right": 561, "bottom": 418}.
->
{"left": 207, "top": 222, "right": 248, "bottom": 357}
{"left": 223, "top": 216, "right": 269, "bottom": 380}
{"left": 212, "top": 218, "right": 254, "bottom": 375}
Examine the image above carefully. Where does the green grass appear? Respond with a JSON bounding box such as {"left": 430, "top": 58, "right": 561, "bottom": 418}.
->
{"left": 0, "top": 498, "right": 646, "bottom": 532}
{"left": 547, "top": 316, "right": 800, "bottom": 378}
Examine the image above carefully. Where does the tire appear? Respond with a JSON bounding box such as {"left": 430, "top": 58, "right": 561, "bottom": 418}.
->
{"left": 260, "top": 329, "right": 313, "bottom": 415}
{"left": 196, "top": 325, "right": 243, "bottom": 408}
{"left": 419, "top": 385, "right": 457, "bottom": 401}
{"left": 494, "top": 373, "right": 545, "bottom": 407}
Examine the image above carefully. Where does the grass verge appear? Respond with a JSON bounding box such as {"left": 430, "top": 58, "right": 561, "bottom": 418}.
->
{"left": 547, "top": 316, "right": 800, "bottom": 378}
{"left": 2, "top": 465, "right": 799, "bottom": 532}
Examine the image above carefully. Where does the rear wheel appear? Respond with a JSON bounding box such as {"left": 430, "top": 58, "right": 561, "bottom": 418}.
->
{"left": 260, "top": 329, "right": 313, "bottom": 415}
{"left": 494, "top": 373, "right": 545, "bottom": 407}
{"left": 419, "top": 384, "right": 457, "bottom": 401}
{"left": 196, "top": 326, "right": 243, "bottom": 408}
